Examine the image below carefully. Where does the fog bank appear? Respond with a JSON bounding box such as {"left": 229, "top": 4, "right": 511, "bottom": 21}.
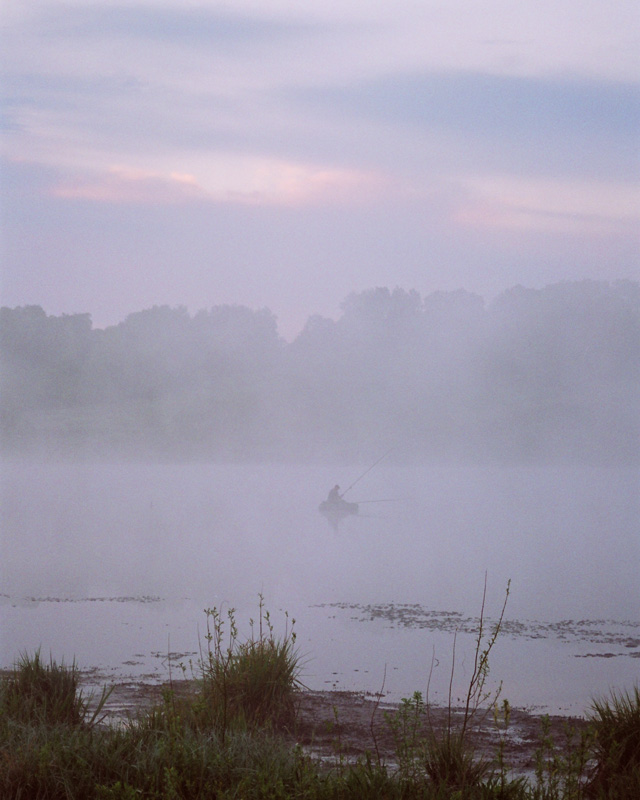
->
{"left": 2, "top": 280, "right": 638, "bottom": 464}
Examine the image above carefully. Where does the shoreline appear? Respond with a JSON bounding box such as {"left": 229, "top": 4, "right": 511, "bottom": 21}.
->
{"left": 92, "top": 677, "right": 590, "bottom": 774}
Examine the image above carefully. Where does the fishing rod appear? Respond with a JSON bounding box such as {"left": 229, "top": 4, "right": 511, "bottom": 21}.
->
{"left": 341, "top": 447, "right": 395, "bottom": 497}
{"left": 351, "top": 498, "right": 402, "bottom": 504}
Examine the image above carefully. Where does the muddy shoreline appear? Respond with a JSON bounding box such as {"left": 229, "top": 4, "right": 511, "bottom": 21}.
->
{"left": 95, "top": 678, "right": 589, "bottom": 774}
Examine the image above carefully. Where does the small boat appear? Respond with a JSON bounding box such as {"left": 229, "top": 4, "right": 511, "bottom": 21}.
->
{"left": 318, "top": 499, "right": 359, "bottom": 529}
{"left": 319, "top": 449, "right": 394, "bottom": 529}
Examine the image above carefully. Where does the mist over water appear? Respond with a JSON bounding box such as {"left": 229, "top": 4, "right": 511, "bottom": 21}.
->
{"left": 3, "top": 460, "right": 638, "bottom": 618}
{"left": 2, "top": 458, "right": 638, "bottom": 714}
{"left": 1, "top": 282, "right": 638, "bottom": 713}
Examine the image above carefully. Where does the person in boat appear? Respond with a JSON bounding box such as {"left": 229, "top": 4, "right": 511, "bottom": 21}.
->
{"left": 326, "top": 484, "right": 354, "bottom": 513}
{"left": 320, "top": 484, "right": 358, "bottom": 528}
{"left": 327, "top": 484, "right": 342, "bottom": 504}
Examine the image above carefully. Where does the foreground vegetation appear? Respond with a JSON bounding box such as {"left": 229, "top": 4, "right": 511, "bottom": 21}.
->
{"left": 1, "top": 597, "right": 638, "bottom": 799}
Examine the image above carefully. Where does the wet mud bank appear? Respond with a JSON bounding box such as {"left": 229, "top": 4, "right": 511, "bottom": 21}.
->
{"left": 94, "top": 678, "right": 589, "bottom": 775}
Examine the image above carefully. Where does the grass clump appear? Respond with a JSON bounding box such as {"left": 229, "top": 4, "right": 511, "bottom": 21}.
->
{"left": 0, "top": 648, "right": 110, "bottom": 728}
{"left": 1, "top": 709, "right": 320, "bottom": 800}
{"left": 421, "top": 728, "right": 491, "bottom": 791}
{"left": 195, "top": 594, "right": 303, "bottom": 735}
{"left": 586, "top": 685, "right": 640, "bottom": 798}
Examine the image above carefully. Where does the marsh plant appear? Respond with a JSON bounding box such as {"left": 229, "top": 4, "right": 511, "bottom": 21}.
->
{"left": 586, "top": 685, "right": 640, "bottom": 797}
{"left": 531, "top": 714, "right": 593, "bottom": 799}
{"left": 383, "top": 576, "right": 509, "bottom": 791}
{"left": 193, "top": 595, "right": 303, "bottom": 737}
{"left": 0, "top": 648, "right": 110, "bottom": 728}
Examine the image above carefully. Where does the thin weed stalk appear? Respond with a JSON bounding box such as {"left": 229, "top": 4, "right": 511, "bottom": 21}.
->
{"left": 385, "top": 575, "right": 511, "bottom": 792}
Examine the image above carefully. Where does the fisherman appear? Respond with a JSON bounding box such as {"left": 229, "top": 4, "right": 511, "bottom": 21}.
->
{"left": 320, "top": 483, "right": 359, "bottom": 529}
{"left": 327, "top": 484, "right": 342, "bottom": 504}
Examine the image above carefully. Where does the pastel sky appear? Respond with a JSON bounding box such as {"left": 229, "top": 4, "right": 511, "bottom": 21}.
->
{"left": 1, "top": 1, "right": 638, "bottom": 338}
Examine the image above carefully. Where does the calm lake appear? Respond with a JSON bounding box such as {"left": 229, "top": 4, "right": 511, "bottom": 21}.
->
{"left": 1, "top": 460, "right": 638, "bottom": 715}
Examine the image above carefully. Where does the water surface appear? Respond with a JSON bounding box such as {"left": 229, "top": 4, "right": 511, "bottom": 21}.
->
{"left": 2, "top": 460, "right": 638, "bottom": 714}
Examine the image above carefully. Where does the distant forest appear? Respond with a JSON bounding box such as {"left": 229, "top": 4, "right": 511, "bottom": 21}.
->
{"left": 1, "top": 280, "right": 638, "bottom": 463}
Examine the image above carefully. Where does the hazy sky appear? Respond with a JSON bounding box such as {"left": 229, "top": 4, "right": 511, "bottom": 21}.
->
{"left": 1, "top": 1, "right": 638, "bottom": 339}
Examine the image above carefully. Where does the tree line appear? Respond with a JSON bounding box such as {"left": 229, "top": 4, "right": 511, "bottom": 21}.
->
{"left": 1, "top": 280, "right": 638, "bottom": 462}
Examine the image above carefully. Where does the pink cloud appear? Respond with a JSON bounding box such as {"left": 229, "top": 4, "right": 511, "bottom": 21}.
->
{"left": 454, "top": 199, "right": 630, "bottom": 236}
{"left": 51, "top": 166, "right": 208, "bottom": 205}
{"left": 218, "top": 163, "right": 390, "bottom": 208}
{"left": 452, "top": 177, "right": 639, "bottom": 236}
{"left": 48, "top": 161, "right": 389, "bottom": 209}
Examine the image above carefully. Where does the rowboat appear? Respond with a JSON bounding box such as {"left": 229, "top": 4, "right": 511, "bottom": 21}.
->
{"left": 318, "top": 499, "right": 359, "bottom": 529}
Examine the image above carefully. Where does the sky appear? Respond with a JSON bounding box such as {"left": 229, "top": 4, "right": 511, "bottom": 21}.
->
{"left": 1, "top": 1, "right": 639, "bottom": 340}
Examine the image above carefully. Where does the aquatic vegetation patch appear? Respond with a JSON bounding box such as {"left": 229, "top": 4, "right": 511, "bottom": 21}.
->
{"left": 10, "top": 594, "right": 164, "bottom": 604}
{"left": 315, "top": 602, "right": 640, "bottom": 656}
